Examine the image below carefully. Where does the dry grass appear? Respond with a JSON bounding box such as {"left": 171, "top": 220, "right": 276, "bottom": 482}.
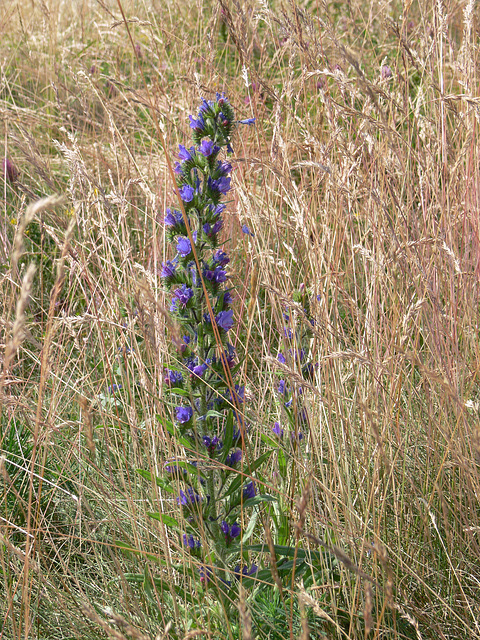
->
{"left": 1, "top": 0, "right": 480, "bottom": 639}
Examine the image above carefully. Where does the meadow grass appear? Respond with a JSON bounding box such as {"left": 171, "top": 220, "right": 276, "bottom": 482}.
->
{"left": 1, "top": 0, "right": 480, "bottom": 638}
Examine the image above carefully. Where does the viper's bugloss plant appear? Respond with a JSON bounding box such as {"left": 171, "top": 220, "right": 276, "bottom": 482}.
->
{"left": 139, "top": 96, "right": 329, "bottom": 636}
{"left": 154, "top": 94, "right": 265, "bottom": 602}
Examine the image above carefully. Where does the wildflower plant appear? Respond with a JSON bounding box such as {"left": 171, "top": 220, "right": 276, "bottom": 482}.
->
{"left": 150, "top": 94, "right": 264, "bottom": 605}
{"left": 136, "top": 95, "right": 329, "bottom": 635}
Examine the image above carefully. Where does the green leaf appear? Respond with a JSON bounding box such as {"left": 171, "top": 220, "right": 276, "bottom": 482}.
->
{"left": 260, "top": 432, "right": 278, "bottom": 448}
{"left": 147, "top": 513, "right": 179, "bottom": 528}
{"left": 243, "top": 494, "right": 277, "bottom": 508}
{"left": 161, "top": 420, "right": 192, "bottom": 447}
{"left": 223, "top": 450, "right": 273, "bottom": 498}
{"left": 136, "top": 468, "right": 174, "bottom": 493}
{"left": 278, "top": 448, "right": 287, "bottom": 479}
{"left": 221, "top": 410, "right": 235, "bottom": 463}
{"left": 204, "top": 409, "right": 224, "bottom": 420}
{"left": 170, "top": 388, "right": 192, "bottom": 398}
{"left": 242, "top": 508, "right": 259, "bottom": 543}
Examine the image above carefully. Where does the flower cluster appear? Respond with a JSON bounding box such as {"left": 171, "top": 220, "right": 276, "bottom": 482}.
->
{"left": 160, "top": 94, "right": 258, "bottom": 589}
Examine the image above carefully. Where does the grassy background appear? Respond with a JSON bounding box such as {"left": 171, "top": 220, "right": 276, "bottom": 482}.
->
{"left": 1, "top": 0, "right": 480, "bottom": 638}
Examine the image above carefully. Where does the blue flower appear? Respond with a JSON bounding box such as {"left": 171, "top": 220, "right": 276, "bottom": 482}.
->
{"left": 213, "top": 267, "right": 227, "bottom": 283}
{"left": 164, "top": 369, "right": 183, "bottom": 386}
{"left": 216, "top": 309, "right": 234, "bottom": 332}
{"left": 203, "top": 436, "right": 222, "bottom": 453}
{"left": 178, "top": 145, "right": 194, "bottom": 161}
{"left": 223, "top": 291, "right": 233, "bottom": 305}
{"left": 176, "top": 405, "right": 193, "bottom": 423}
{"left": 183, "top": 533, "right": 201, "bottom": 549}
{"left": 278, "top": 380, "right": 287, "bottom": 395}
{"left": 179, "top": 184, "right": 195, "bottom": 202}
{"left": 239, "top": 118, "right": 256, "bottom": 125}
{"left": 199, "top": 565, "right": 213, "bottom": 585}
{"left": 198, "top": 139, "right": 219, "bottom": 157}
{"left": 226, "top": 449, "right": 242, "bottom": 466}
{"left": 243, "top": 481, "right": 256, "bottom": 500}
{"left": 177, "top": 487, "right": 202, "bottom": 506}
{"left": 192, "top": 363, "right": 207, "bottom": 377}
{"left": 189, "top": 114, "right": 205, "bottom": 131}
{"left": 278, "top": 352, "right": 286, "bottom": 364}
{"left": 208, "top": 176, "right": 231, "bottom": 195}
{"left": 212, "top": 250, "right": 230, "bottom": 266}
{"left": 176, "top": 236, "right": 192, "bottom": 257}
{"left": 217, "top": 160, "right": 233, "bottom": 175}
{"left": 164, "top": 208, "right": 183, "bottom": 227}
{"left": 234, "top": 564, "right": 258, "bottom": 578}
{"left": 241, "top": 224, "right": 254, "bottom": 236}
{"left": 272, "top": 422, "right": 284, "bottom": 438}
{"left": 173, "top": 284, "right": 194, "bottom": 306}
{"left": 290, "top": 430, "right": 304, "bottom": 442}
{"left": 221, "top": 521, "right": 241, "bottom": 542}
{"left": 161, "top": 260, "right": 177, "bottom": 279}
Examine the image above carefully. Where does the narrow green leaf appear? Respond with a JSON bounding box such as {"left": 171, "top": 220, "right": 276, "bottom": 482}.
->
{"left": 243, "top": 494, "right": 277, "bottom": 507}
{"left": 147, "top": 513, "right": 180, "bottom": 528}
{"left": 136, "top": 468, "right": 174, "bottom": 493}
{"left": 224, "top": 450, "right": 273, "bottom": 498}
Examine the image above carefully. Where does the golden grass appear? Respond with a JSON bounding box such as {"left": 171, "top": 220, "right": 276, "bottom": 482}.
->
{"left": 1, "top": 0, "right": 479, "bottom": 638}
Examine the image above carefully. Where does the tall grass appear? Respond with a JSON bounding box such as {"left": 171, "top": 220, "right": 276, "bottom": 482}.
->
{"left": 1, "top": 0, "right": 479, "bottom": 638}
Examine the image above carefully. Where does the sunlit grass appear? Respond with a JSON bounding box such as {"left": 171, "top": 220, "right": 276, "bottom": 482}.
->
{"left": 1, "top": 0, "right": 479, "bottom": 638}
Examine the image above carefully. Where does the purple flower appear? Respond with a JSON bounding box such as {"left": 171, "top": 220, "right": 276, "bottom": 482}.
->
{"left": 239, "top": 118, "right": 256, "bottom": 125}
{"left": 211, "top": 219, "right": 223, "bottom": 234}
{"left": 211, "top": 203, "right": 226, "bottom": 216}
{"left": 189, "top": 114, "right": 205, "bottom": 131}
{"left": 165, "top": 463, "right": 187, "bottom": 476}
{"left": 183, "top": 534, "right": 201, "bottom": 549}
{"left": 216, "top": 309, "right": 234, "bottom": 332}
{"left": 241, "top": 224, "right": 254, "bottom": 236}
{"left": 178, "top": 487, "right": 202, "bottom": 506}
{"left": 221, "top": 521, "right": 241, "bottom": 542}
{"left": 217, "top": 160, "right": 233, "bottom": 175}
{"left": 213, "top": 267, "right": 227, "bottom": 283}
{"left": 290, "top": 430, "right": 304, "bottom": 442}
{"left": 212, "top": 250, "right": 230, "bottom": 267}
{"left": 210, "top": 176, "right": 231, "bottom": 194}
{"left": 161, "top": 260, "right": 177, "bottom": 278}
{"left": 278, "top": 380, "right": 287, "bottom": 395}
{"left": 173, "top": 284, "right": 194, "bottom": 306}
{"left": 164, "top": 369, "right": 183, "bottom": 386}
{"left": 381, "top": 64, "right": 393, "bottom": 80}
{"left": 179, "top": 184, "right": 195, "bottom": 202}
{"left": 164, "top": 208, "right": 183, "bottom": 227}
{"left": 227, "top": 385, "right": 244, "bottom": 405}
{"left": 176, "top": 405, "right": 193, "bottom": 423}
{"left": 176, "top": 236, "right": 192, "bottom": 257}
{"left": 243, "top": 481, "right": 256, "bottom": 500}
{"left": 193, "top": 363, "right": 207, "bottom": 377}
{"left": 178, "top": 145, "right": 194, "bottom": 161}
{"left": 234, "top": 564, "right": 258, "bottom": 578}
{"left": 203, "top": 436, "right": 221, "bottom": 453}
{"left": 272, "top": 422, "right": 284, "bottom": 438}
{"left": 278, "top": 352, "right": 286, "bottom": 364}
{"left": 198, "top": 139, "right": 219, "bottom": 157}
{"left": 199, "top": 565, "right": 213, "bottom": 585}
{"left": 226, "top": 449, "right": 242, "bottom": 466}
{"left": 223, "top": 291, "right": 233, "bottom": 305}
